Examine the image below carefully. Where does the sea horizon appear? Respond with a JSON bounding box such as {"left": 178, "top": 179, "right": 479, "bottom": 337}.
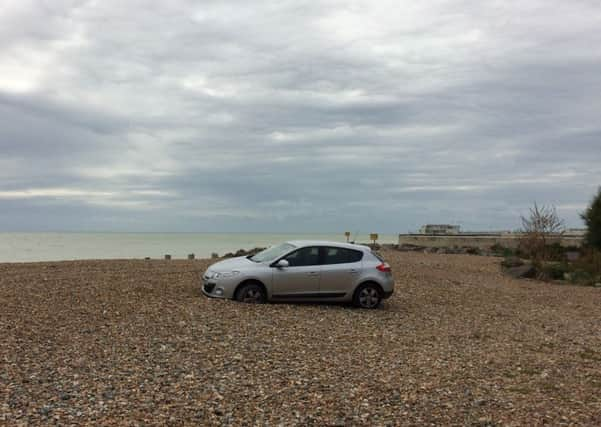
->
{"left": 0, "top": 231, "right": 399, "bottom": 263}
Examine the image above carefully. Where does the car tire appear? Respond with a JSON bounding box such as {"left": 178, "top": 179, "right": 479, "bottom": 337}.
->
{"left": 353, "top": 283, "right": 382, "bottom": 309}
{"left": 235, "top": 282, "right": 267, "bottom": 304}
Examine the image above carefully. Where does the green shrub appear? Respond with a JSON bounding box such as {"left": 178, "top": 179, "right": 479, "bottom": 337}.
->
{"left": 491, "top": 244, "right": 520, "bottom": 258}
{"left": 541, "top": 263, "right": 570, "bottom": 280}
{"left": 503, "top": 247, "right": 516, "bottom": 258}
{"left": 573, "top": 248, "right": 601, "bottom": 277}
{"left": 569, "top": 269, "right": 595, "bottom": 286}
{"left": 581, "top": 186, "right": 601, "bottom": 251}
{"left": 545, "top": 243, "right": 567, "bottom": 262}
{"left": 490, "top": 243, "right": 505, "bottom": 255}
{"left": 466, "top": 247, "right": 481, "bottom": 255}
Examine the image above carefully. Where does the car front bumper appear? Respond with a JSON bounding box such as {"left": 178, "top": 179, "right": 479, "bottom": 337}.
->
{"left": 201, "top": 278, "right": 229, "bottom": 299}
{"left": 200, "top": 281, "right": 219, "bottom": 297}
{"left": 201, "top": 271, "right": 241, "bottom": 299}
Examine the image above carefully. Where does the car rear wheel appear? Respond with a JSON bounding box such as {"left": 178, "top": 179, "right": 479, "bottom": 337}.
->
{"left": 353, "top": 283, "right": 382, "bottom": 309}
{"left": 235, "top": 283, "right": 267, "bottom": 304}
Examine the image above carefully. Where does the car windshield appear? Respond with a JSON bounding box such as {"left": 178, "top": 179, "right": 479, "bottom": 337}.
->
{"left": 249, "top": 243, "right": 296, "bottom": 263}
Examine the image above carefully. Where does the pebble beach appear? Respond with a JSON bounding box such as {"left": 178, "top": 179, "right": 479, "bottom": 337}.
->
{"left": 1, "top": 250, "right": 601, "bottom": 425}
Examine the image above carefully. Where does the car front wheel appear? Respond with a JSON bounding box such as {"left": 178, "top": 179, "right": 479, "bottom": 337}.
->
{"left": 353, "top": 283, "right": 382, "bottom": 309}
{"left": 235, "top": 283, "right": 267, "bottom": 304}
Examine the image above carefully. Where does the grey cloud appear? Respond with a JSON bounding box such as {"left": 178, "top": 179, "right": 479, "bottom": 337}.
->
{"left": 1, "top": 0, "right": 600, "bottom": 232}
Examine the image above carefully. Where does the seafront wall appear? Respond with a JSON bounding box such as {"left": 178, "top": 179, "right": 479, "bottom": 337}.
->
{"left": 397, "top": 234, "right": 583, "bottom": 249}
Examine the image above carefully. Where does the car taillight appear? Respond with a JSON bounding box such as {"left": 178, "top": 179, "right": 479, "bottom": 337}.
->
{"left": 376, "top": 263, "right": 391, "bottom": 273}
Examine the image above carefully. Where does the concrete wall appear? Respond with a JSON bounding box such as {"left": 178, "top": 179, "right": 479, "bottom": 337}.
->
{"left": 398, "top": 234, "right": 583, "bottom": 250}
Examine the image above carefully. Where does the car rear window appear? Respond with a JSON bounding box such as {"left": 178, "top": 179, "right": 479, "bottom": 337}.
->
{"left": 323, "top": 247, "right": 363, "bottom": 264}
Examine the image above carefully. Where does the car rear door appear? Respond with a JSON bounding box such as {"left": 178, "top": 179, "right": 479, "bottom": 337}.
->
{"left": 272, "top": 246, "right": 321, "bottom": 297}
{"left": 318, "top": 247, "right": 363, "bottom": 296}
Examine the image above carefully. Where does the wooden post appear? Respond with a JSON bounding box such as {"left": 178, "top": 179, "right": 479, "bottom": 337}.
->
{"left": 164, "top": 254, "right": 171, "bottom": 260}
{"left": 344, "top": 231, "right": 351, "bottom": 243}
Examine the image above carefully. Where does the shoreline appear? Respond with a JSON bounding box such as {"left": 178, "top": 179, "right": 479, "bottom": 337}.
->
{"left": 0, "top": 232, "right": 400, "bottom": 263}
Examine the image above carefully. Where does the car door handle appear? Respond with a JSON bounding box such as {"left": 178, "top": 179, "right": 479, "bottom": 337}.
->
{"left": 349, "top": 269, "right": 359, "bottom": 274}
{"left": 308, "top": 271, "right": 319, "bottom": 276}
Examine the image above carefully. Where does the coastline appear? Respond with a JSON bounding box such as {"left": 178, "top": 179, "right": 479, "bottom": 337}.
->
{"left": 0, "top": 232, "right": 399, "bottom": 263}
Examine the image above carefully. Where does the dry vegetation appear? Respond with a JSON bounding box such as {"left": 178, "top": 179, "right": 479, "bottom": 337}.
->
{"left": 1, "top": 250, "right": 601, "bottom": 425}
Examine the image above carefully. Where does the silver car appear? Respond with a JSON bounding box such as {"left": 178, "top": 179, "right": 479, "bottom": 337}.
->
{"left": 201, "top": 240, "right": 394, "bottom": 308}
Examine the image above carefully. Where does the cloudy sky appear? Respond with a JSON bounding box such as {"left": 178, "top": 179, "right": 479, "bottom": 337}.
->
{"left": 1, "top": 0, "right": 600, "bottom": 232}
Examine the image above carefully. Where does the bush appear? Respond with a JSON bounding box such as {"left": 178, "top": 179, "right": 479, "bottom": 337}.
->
{"left": 569, "top": 269, "right": 595, "bottom": 286}
{"left": 502, "top": 256, "right": 524, "bottom": 268}
{"left": 491, "top": 243, "right": 505, "bottom": 255}
{"left": 545, "top": 243, "right": 568, "bottom": 262}
{"left": 466, "top": 247, "right": 481, "bottom": 255}
{"left": 581, "top": 186, "right": 601, "bottom": 251}
{"left": 541, "top": 263, "right": 570, "bottom": 281}
{"left": 520, "top": 203, "right": 565, "bottom": 264}
{"left": 526, "top": 249, "right": 601, "bottom": 285}
{"left": 491, "top": 244, "right": 520, "bottom": 258}
{"left": 573, "top": 248, "right": 601, "bottom": 277}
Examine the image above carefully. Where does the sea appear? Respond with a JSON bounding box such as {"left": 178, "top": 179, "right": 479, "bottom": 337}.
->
{"left": 0, "top": 232, "right": 399, "bottom": 263}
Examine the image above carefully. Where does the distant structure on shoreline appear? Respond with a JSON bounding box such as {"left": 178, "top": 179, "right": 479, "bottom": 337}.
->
{"left": 416, "top": 224, "right": 586, "bottom": 237}
{"left": 566, "top": 228, "right": 586, "bottom": 236}
{"left": 402, "top": 224, "right": 585, "bottom": 250}
{"left": 419, "top": 224, "right": 460, "bottom": 235}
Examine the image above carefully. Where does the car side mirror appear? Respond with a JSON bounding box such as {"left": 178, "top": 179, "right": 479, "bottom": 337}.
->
{"left": 274, "top": 259, "right": 289, "bottom": 268}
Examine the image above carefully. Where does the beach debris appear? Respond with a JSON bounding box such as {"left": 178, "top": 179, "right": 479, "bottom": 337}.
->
{"left": 222, "top": 247, "right": 265, "bottom": 258}
{"left": 164, "top": 254, "right": 171, "bottom": 260}
{"left": 188, "top": 253, "right": 195, "bottom": 260}
{"left": 504, "top": 263, "right": 536, "bottom": 279}
{"left": 501, "top": 256, "right": 524, "bottom": 268}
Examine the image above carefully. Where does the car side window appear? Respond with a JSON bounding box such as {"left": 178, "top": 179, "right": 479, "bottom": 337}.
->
{"left": 284, "top": 247, "right": 320, "bottom": 267}
{"left": 323, "top": 247, "right": 363, "bottom": 264}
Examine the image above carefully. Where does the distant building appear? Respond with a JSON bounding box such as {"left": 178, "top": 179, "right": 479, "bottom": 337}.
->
{"left": 565, "top": 228, "right": 586, "bottom": 236}
{"left": 419, "top": 224, "right": 460, "bottom": 235}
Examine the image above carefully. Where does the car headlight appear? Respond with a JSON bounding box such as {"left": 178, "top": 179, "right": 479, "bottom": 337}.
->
{"left": 213, "top": 271, "right": 240, "bottom": 279}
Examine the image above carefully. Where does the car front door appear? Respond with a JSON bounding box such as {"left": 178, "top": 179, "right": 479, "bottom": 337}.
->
{"left": 318, "top": 247, "right": 363, "bottom": 296}
{"left": 272, "top": 246, "right": 321, "bottom": 297}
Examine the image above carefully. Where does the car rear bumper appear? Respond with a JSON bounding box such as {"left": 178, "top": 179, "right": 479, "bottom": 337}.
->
{"left": 382, "top": 289, "right": 394, "bottom": 299}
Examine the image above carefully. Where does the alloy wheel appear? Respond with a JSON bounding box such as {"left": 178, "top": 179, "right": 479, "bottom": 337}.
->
{"left": 242, "top": 288, "right": 262, "bottom": 303}
{"left": 236, "top": 283, "right": 266, "bottom": 304}
{"left": 358, "top": 287, "right": 380, "bottom": 308}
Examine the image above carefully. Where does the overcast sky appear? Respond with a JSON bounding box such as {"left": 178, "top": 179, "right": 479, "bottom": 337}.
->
{"left": 1, "top": 0, "right": 600, "bottom": 232}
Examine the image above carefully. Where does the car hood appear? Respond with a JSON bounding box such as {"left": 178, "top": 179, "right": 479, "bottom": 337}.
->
{"left": 209, "top": 256, "right": 256, "bottom": 272}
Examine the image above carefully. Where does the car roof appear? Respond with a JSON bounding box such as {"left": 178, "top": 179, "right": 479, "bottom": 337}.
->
{"left": 286, "top": 240, "right": 371, "bottom": 252}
